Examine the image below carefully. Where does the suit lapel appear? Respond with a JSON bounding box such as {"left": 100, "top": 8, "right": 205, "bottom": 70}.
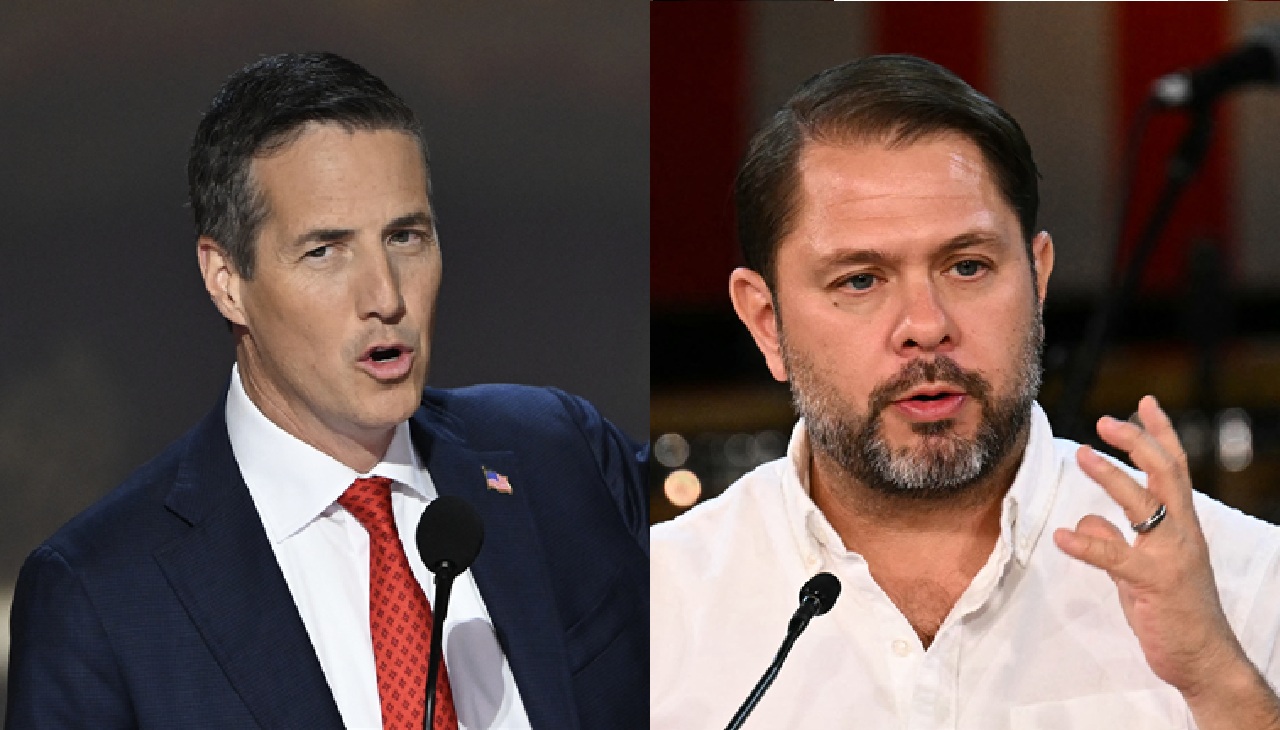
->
{"left": 154, "top": 405, "right": 343, "bottom": 729}
{"left": 411, "top": 408, "right": 578, "bottom": 730}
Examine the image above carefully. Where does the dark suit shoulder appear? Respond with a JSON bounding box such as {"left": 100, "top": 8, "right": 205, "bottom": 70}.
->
{"left": 36, "top": 407, "right": 221, "bottom": 568}
{"left": 8, "top": 400, "right": 336, "bottom": 729}
{"left": 419, "top": 384, "right": 647, "bottom": 538}
{"left": 421, "top": 384, "right": 603, "bottom": 442}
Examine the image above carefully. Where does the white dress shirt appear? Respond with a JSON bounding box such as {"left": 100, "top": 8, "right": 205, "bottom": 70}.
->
{"left": 651, "top": 404, "right": 1280, "bottom": 729}
{"left": 226, "top": 366, "right": 532, "bottom": 730}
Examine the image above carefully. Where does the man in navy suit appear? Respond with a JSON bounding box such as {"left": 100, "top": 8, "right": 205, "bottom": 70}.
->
{"left": 6, "top": 53, "right": 647, "bottom": 729}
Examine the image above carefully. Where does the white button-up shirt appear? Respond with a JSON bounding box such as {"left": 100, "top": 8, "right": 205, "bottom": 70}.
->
{"left": 651, "top": 404, "right": 1280, "bottom": 729}
{"left": 226, "top": 366, "right": 532, "bottom": 730}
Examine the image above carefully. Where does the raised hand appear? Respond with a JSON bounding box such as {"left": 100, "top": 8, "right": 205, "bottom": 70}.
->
{"left": 1053, "top": 395, "right": 1280, "bottom": 729}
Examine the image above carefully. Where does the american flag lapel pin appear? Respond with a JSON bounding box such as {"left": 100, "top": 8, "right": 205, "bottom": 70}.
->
{"left": 483, "top": 466, "right": 513, "bottom": 495}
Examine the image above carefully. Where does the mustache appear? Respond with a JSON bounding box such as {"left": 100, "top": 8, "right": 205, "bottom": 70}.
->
{"left": 866, "top": 356, "right": 992, "bottom": 416}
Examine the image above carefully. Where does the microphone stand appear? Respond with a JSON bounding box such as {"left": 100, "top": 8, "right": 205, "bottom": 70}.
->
{"left": 424, "top": 561, "right": 459, "bottom": 730}
{"left": 723, "top": 599, "right": 821, "bottom": 730}
{"left": 416, "top": 495, "right": 484, "bottom": 730}
{"left": 1054, "top": 104, "right": 1216, "bottom": 439}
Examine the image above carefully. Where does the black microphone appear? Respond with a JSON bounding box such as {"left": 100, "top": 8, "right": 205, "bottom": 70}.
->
{"left": 1153, "top": 24, "right": 1280, "bottom": 108}
{"left": 416, "top": 495, "right": 484, "bottom": 730}
{"left": 724, "top": 573, "right": 841, "bottom": 730}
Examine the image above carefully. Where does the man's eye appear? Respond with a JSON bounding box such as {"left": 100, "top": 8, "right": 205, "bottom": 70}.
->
{"left": 844, "top": 273, "right": 877, "bottom": 291}
{"left": 304, "top": 245, "right": 331, "bottom": 259}
{"left": 953, "top": 260, "right": 986, "bottom": 277}
{"left": 388, "top": 230, "right": 423, "bottom": 245}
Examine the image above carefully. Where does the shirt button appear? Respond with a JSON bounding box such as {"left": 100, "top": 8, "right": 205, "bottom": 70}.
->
{"left": 892, "top": 639, "right": 911, "bottom": 657}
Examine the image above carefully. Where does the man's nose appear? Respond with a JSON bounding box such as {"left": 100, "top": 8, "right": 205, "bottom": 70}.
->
{"left": 358, "top": 246, "right": 407, "bottom": 322}
{"left": 891, "top": 279, "right": 954, "bottom": 355}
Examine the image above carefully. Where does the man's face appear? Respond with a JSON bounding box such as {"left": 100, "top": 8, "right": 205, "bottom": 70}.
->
{"left": 733, "top": 133, "right": 1053, "bottom": 497}
{"left": 205, "top": 124, "right": 441, "bottom": 458}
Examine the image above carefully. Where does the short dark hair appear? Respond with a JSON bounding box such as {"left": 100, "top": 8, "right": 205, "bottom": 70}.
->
{"left": 188, "top": 52, "right": 425, "bottom": 278}
{"left": 735, "top": 54, "right": 1040, "bottom": 287}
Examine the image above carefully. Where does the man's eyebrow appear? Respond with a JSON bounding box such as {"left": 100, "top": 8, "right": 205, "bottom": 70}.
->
{"left": 937, "top": 231, "right": 1003, "bottom": 255}
{"left": 814, "top": 231, "right": 1005, "bottom": 270}
{"left": 385, "top": 211, "right": 433, "bottom": 231}
{"left": 292, "top": 227, "right": 353, "bottom": 248}
{"left": 289, "top": 212, "right": 434, "bottom": 250}
{"left": 816, "top": 248, "right": 894, "bottom": 269}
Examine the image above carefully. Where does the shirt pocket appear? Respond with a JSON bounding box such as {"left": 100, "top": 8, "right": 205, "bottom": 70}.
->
{"left": 1009, "top": 687, "right": 1189, "bottom": 730}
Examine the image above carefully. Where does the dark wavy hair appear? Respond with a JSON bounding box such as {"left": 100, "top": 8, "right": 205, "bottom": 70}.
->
{"left": 188, "top": 52, "right": 425, "bottom": 278}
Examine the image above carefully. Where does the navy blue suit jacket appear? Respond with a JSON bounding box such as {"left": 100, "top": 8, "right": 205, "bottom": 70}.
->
{"left": 6, "top": 385, "right": 648, "bottom": 729}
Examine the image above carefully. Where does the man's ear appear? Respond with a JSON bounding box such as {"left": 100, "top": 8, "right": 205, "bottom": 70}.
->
{"left": 728, "top": 267, "right": 788, "bottom": 383}
{"left": 1031, "top": 231, "right": 1054, "bottom": 305}
{"left": 197, "top": 236, "right": 248, "bottom": 327}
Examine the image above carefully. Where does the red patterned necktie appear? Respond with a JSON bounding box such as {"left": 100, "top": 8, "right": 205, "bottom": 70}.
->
{"left": 339, "top": 477, "right": 459, "bottom": 730}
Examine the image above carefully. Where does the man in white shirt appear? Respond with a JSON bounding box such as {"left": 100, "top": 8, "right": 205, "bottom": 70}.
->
{"left": 651, "top": 54, "right": 1280, "bottom": 729}
{"left": 8, "top": 53, "right": 647, "bottom": 730}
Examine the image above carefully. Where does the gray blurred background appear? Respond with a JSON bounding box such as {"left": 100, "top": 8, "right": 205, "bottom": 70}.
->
{"left": 0, "top": 1, "right": 648, "bottom": 698}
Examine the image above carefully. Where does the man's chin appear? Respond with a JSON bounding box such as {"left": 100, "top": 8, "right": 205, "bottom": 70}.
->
{"left": 881, "top": 412, "right": 975, "bottom": 443}
{"left": 909, "top": 418, "right": 961, "bottom": 437}
{"left": 358, "top": 383, "right": 422, "bottom": 423}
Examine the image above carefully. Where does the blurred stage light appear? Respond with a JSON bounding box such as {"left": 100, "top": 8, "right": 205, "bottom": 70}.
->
{"left": 654, "top": 432, "right": 691, "bottom": 468}
{"left": 1217, "top": 408, "right": 1253, "bottom": 473}
{"left": 723, "top": 433, "right": 753, "bottom": 468}
{"left": 664, "top": 468, "right": 702, "bottom": 508}
{"left": 750, "top": 429, "right": 786, "bottom": 464}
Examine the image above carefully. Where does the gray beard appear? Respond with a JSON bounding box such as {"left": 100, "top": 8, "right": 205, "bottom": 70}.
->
{"left": 782, "top": 311, "right": 1044, "bottom": 500}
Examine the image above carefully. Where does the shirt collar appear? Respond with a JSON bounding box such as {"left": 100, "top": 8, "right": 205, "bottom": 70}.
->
{"left": 778, "top": 403, "right": 1061, "bottom": 569}
{"left": 225, "top": 364, "right": 427, "bottom": 544}
{"left": 779, "top": 423, "right": 845, "bottom": 566}
{"left": 1001, "top": 403, "right": 1061, "bottom": 567}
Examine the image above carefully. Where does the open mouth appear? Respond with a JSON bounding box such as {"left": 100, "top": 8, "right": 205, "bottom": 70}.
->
{"left": 357, "top": 342, "right": 415, "bottom": 380}
{"left": 897, "top": 387, "right": 963, "bottom": 403}
{"left": 368, "top": 346, "right": 402, "bottom": 363}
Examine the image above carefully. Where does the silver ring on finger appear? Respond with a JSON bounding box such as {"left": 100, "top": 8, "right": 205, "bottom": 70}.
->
{"left": 1132, "top": 503, "right": 1167, "bottom": 534}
